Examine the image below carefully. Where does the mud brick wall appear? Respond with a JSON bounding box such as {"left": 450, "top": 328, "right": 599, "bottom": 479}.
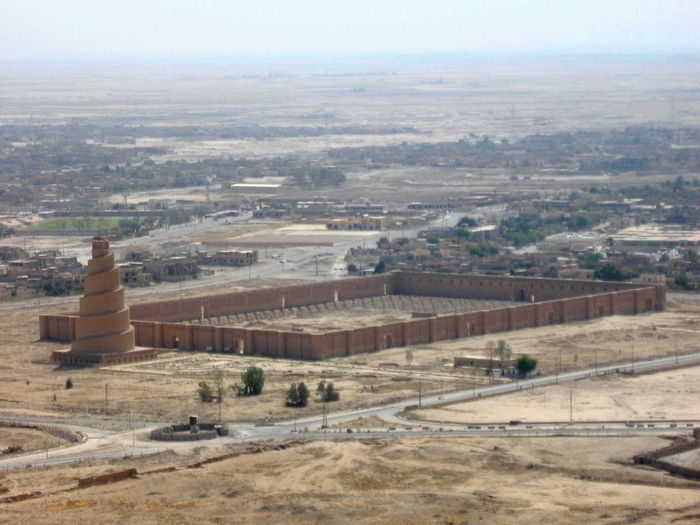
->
{"left": 127, "top": 274, "right": 394, "bottom": 322}
{"left": 39, "top": 272, "right": 665, "bottom": 361}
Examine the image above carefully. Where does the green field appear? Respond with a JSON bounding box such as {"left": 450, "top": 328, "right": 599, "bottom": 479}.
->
{"left": 27, "top": 217, "right": 123, "bottom": 232}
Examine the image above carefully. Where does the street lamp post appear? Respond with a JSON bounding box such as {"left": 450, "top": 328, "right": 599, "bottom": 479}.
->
{"left": 595, "top": 350, "right": 598, "bottom": 375}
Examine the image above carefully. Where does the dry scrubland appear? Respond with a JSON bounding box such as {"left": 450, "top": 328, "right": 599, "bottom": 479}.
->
{"left": 3, "top": 436, "right": 700, "bottom": 524}
{"left": 0, "top": 289, "right": 698, "bottom": 425}
{"left": 2, "top": 60, "right": 698, "bottom": 144}
{"left": 2, "top": 59, "right": 700, "bottom": 522}
{"left": 2, "top": 60, "right": 700, "bottom": 211}
{"left": 411, "top": 366, "right": 700, "bottom": 425}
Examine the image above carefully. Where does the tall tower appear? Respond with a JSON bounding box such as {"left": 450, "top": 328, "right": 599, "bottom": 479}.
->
{"left": 51, "top": 237, "right": 156, "bottom": 366}
{"left": 71, "top": 237, "right": 135, "bottom": 355}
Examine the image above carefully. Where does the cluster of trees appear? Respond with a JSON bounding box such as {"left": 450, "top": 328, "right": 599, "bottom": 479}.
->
{"left": 290, "top": 167, "right": 346, "bottom": 186}
{"left": 42, "top": 280, "right": 83, "bottom": 297}
{"left": 316, "top": 381, "right": 340, "bottom": 402}
{"left": 285, "top": 382, "right": 310, "bottom": 407}
{"left": 196, "top": 366, "right": 266, "bottom": 403}
{"left": 593, "top": 262, "right": 637, "bottom": 282}
{"left": 485, "top": 339, "right": 538, "bottom": 377}
{"left": 196, "top": 367, "right": 340, "bottom": 409}
{"left": 674, "top": 274, "right": 698, "bottom": 290}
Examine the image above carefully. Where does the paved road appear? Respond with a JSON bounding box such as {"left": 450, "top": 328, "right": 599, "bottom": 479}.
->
{"left": 2, "top": 351, "right": 699, "bottom": 470}
{"left": 7, "top": 211, "right": 462, "bottom": 312}
{"left": 253, "top": 350, "right": 700, "bottom": 437}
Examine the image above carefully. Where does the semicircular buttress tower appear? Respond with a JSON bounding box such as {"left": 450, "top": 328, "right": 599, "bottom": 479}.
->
{"left": 71, "top": 237, "right": 136, "bottom": 355}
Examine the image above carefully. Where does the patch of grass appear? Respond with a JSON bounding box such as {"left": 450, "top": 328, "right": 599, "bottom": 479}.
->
{"left": 28, "top": 217, "right": 122, "bottom": 231}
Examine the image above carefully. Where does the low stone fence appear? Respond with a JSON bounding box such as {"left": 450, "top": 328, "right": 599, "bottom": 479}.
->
{"left": 78, "top": 468, "right": 138, "bottom": 488}
{"left": 633, "top": 429, "right": 700, "bottom": 480}
{"left": 150, "top": 423, "right": 228, "bottom": 442}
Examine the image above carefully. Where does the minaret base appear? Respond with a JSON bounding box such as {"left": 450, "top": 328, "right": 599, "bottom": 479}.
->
{"left": 51, "top": 347, "right": 159, "bottom": 367}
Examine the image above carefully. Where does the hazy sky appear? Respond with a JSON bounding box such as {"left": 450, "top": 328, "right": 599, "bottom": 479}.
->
{"left": 1, "top": 0, "right": 699, "bottom": 61}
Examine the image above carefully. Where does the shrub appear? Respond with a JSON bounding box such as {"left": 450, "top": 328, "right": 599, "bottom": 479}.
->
{"left": 374, "top": 260, "right": 386, "bottom": 274}
{"left": 197, "top": 380, "right": 213, "bottom": 402}
{"left": 65, "top": 377, "right": 73, "bottom": 390}
{"left": 516, "top": 355, "right": 538, "bottom": 376}
{"left": 239, "top": 366, "right": 265, "bottom": 396}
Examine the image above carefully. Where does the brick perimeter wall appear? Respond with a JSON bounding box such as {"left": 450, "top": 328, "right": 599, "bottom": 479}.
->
{"left": 39, "top": 273, "right": 665, "bottom": 361}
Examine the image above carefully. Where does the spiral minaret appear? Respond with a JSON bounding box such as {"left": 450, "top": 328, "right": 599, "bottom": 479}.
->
{"left": 71, "top": 237, "right": 135, "bottom": 355}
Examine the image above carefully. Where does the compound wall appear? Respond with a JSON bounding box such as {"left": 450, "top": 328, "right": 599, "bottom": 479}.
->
{"left": 128, "top": 274, "right": 394, "bottom": 323}
{"left": 40, "top": 272, "right": 665, "bottom": 361}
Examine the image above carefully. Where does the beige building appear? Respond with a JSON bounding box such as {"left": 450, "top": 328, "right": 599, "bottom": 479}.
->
{"left": 119, "top": 262, "right": 153, "bottom": 287}
{"left": 454, "top": 355, "right": 516, "bottom": 370}
{"left": 198, "top": 250, "right": 258, "bottom": 267}
{"left": 326, "top": 216, "right": 387, "bottom": 231}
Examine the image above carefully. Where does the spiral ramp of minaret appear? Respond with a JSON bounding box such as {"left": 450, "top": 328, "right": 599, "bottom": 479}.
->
{"left": 70, "top": 238, "right": 136, "bottom": 355}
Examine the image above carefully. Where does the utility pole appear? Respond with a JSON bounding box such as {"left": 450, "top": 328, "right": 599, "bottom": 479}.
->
{"left": 676, "top": 337, "right": 679, "bottom": 365}
{"left": 559, "top": 349, "right": 562, "bottom": 375}
{"left": 105, "top": 384, "right": 109, "bottom": 418}
{"left": 315, "top": 255, "right": 318, "bottom": 277}
{"left": 594, "top": 350, "right": 598, "bottom": 375}
{"left": 569, "top": 391, "right": 573, "bottom": 424}
{"left": 632, "top": 345, "right": 635, "bottom": 374}
{"left": 418, "top": 381, "right": 422, "bottom": 407}
{"left": 45, "top": 430, "right": 48, "bottom": 459}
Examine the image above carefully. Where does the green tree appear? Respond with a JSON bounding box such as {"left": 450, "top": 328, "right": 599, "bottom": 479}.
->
{"left": 118, "top": 218, "right": 142, "bottom": 236}
{"left": 193, "top": 205, "right": 211, "bottom": 222}
{"left": 65, "top": 377, "right": 73, "bottom": 390}
{"left": 347, "top": 263, "right": 358, "bottom": 273}
{"left": 239, "top": 366, "right": 265, "bottom": 396}
{"left": 594, "top": 262, "right": 625, "bottom": 281}
{"left": 286, "top": 382, "right": 310, "bottom": 407}
{"left": 675, "top": 274, "right": 690, "bottom": 289}
{"left": 405, "top": 348, "right": 414, "bottom": 365}
{"left": 516, "top": 355, "right": 538, "bottom": 376}
{"left": 458, "top": 216, "right": 478, "bottom": 228}
{"left": 197, "top": 380, "right": 214, "bottom": 402}
{"left": 212, "top": 366, "right": 226, "bottom": 404}
{"left": 495, "top": 340, "right": 512, "bottom": 361}
{"left": 316, "top": 380, "right": 340, "bottom": 402}
{"left": 544, "top": 266, "right": 558, "bottom": 278}
{"left": 580, "top": 252, "right": 603, "bottom": 270}
{"left": 374, "top": 260, "right": 386, "bottom": 274}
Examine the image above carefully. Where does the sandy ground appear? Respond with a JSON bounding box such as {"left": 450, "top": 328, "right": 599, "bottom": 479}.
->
{"left": 2, "top": 436, "right": 700, "bottom": 524}
{"left": 0, "top": 293, "right": 698, "bottom": 425}
{"left": 2, "top": 59, "right": 699, "bottom": 147}
{"left": 411, "top": 366, "right": 700, "bottom": 425}
{"left": 0, "top": 426, "right": 69, "bottom": 455}
{"left": 224, "top": 223, "right": 382, "bottom": 247}
{"left": 206, "top": 294, "right": 515, "bottom": 332}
